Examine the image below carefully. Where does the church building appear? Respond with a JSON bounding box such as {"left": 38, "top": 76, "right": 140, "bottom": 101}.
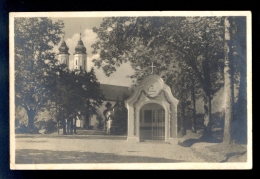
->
{"left": 57, "top": 34, "right": 132, "bottom": 129}
{"left": 57, "top": 34, "right": 87, "bottom": 71}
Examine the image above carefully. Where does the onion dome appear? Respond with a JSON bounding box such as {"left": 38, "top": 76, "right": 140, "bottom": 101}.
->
{"left": 58, "top": 39, "right": 70, "bottom": 55}
{"left": 74, "top": 38, "right": 87, "bottom": 54}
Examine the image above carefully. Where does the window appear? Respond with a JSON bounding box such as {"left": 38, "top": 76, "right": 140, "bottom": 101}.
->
{"left": 144, "top": 110, "right": 152, "bottom": 123}
{"left": 157, "top": 109, "right": 165, "bottom": 123}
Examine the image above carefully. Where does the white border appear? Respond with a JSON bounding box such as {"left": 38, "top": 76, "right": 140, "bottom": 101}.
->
{"left": 9, "top": 11, "right": 252, "bottom": 170}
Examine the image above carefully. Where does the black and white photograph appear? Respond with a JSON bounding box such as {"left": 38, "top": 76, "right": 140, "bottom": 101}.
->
{"left": 9, "top": 11, "right": 252, "bottom": 169}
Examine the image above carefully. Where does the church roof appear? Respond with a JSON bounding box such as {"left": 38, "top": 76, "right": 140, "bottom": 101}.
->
{"left": 100, "top": 84, "right": 133, "bottom": 101}
{"left": 58, "top": 40, "right": 70, "bottom": 55}
{"left": 74, "top": 38, "right": 87, "bottom": 55}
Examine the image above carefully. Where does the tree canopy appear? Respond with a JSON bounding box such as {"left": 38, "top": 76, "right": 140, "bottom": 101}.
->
{"left": 92, "top": 16, "right": 246, "bottom": 140}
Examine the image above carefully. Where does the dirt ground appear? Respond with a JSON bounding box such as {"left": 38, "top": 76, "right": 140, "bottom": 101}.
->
{"left": 14, "top": 131, "right": 247, "bottom": 164}
{"left": 15, "top": 134, "right": 208, "bottom": 164}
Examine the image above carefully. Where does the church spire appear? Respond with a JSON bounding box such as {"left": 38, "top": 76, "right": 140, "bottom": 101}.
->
{"left": 58, "top": 32, "right": 69, "bottom": 55}
{"left": 74, "top": 27, "right": 86, "bottom": 55}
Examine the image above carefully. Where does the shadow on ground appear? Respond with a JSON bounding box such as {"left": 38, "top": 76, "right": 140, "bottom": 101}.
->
{"left": 220, "top": 151, "right": 247, "bottom": 163}
{"left": 178, "top": 136, "right": 222, "bottom": 148}
{"left": 16, "top": 149, "right": 185, "bottom": 163}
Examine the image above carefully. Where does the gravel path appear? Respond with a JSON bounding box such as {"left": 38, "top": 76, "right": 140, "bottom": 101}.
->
{"left": 15, "top": 134, "right": 206, "bottom": 163}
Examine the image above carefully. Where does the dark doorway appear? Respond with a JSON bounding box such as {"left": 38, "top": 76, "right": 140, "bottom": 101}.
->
{"left": 139, "top": 103, "right": 165, "bottom": 141}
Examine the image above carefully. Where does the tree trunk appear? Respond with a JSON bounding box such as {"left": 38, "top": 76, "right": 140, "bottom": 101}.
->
{"left": 235, "top": 16, "right": 247, "bottom": 122}
{"left": 233, "top": 56, "right": 247, "bottom": 144}
{"left": 203, "top": 94, "right": 212, "bottom": 137}
{"left": 63, "top": 119, "right": 67, "bottom": 135}
{"left": 191, "top": 77, "right": 197, "bottom": 133}
{"left": 180, "top": 101, "right": 186, "bottom": 136}
{"left": 57, "top": 109, "right": 59, "bottom": 135}
{"left": 73, "top": 117, "right": 77, "bottom": 134}
{"left": 202, "top": 42, "right": 212, "bottom": 137}
{"left": 27, "top": 109, "right": 35, "bottom": 133}
{"left": 223, "top": 17, "right": 234, "bottom": 144}
{"left": 84, "top": 115, "right": 89, "bottom": 129}
{"left": 236, "top": 61, "right": 247, "bottom": 121}
{"left": 67, "top": 118, "right": 72, "bottom": 135}
{"left": 84, "top": 100, "right": 90, "bottom": 129}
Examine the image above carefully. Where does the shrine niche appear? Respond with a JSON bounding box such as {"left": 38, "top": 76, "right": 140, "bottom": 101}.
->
{"left": 125, "top": 75, "right": 179, "bottom": 144}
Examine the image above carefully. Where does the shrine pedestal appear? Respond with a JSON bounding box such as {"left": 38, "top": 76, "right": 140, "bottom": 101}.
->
{"left": 127, "top": 137, "right": 140, "bottom": 143}
{"left": 165, "top": 138, "right": 178, "bottom": 145}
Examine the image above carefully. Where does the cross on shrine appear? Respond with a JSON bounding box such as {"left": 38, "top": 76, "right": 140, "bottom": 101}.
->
{"left": 149, "top": 62, "right": 156, "bottom": 74}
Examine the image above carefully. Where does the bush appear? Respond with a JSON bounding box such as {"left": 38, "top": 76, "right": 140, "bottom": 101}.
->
{"left": 15, "top": 123, "right": 29, "bottom": 134}
{"left": 111, "top": 103, "right": 128, "bottom": 135}
{"left": 44, "top": 119, "right": 57, "bottom": 134}
{"left": 96, "top": 113, "right": 105, "bottom": 130}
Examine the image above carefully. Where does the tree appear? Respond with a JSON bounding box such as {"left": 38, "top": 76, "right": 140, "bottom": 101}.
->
{"left": 50, "top": 68, "right": 105, "bottom": 134}
{"left": 14, "top": 17, "right": 64, "bottom": 132}
{"left": 111, "top": 94, "right": 129, "bottom": 135}
{"left": 223, "top": 17, "right": 233, "bottom": 143}
{"left": 223, "top": 17, "right": 247, "bottom": 144}
{"left": 79, "top": 68, "right": 105, "bottom": 129}
{"left": 92, "top": 17, "right": 225, "bottom": 137}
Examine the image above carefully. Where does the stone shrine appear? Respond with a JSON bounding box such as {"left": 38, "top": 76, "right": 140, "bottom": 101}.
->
{"left": 125, "top": 75, "right": 179, "bottom": 144}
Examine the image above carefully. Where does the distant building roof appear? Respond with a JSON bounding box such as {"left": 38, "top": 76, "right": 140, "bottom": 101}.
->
{"left": 100, "top": 84, "right": 133, "bottom": 101}
{"left": 74, "top": 38, "right": 86, "bottom": 55}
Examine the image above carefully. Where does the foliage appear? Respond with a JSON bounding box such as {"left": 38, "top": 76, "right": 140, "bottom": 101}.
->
{"left": 48, "top": 67, "right": 105, "bottom": 132}
{"left": 15, "top": 124, "right": 29, "bottom": 134}
{"left": 14, "top": 17, "right": 64, "bottom": 132}
{"left": 92, "top": 17, "right": 227, "bottom": 136}
{"left": 96, "top": 112, "right": 105, "bottom": 130}
{"left": 44, "top": 119, "right": 57, "bottom": 134}
{"left": 110, "top": 95, "right": 129, "bottom": 135}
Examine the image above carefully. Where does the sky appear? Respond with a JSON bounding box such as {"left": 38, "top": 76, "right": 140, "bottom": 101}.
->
{"left": 51, "top": 17, "right": 135, "bottom": 87}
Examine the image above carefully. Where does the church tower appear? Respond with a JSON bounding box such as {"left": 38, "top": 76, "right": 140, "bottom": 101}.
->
{"left": 57, "top": 36, "right": 70, "bottom": 68}
{"left": 73, "top": 31, "right": 87, "bottom": 71}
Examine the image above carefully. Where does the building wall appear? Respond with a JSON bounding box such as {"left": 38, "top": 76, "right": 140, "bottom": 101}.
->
{"left": 73, "top": 54, "right": 87, "bottom": 71}
{"left": 57, "top": 54, "right": 69, "bottom": 68}
{"left": 78, "top": 100, "right": 117, "bottom": 130}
